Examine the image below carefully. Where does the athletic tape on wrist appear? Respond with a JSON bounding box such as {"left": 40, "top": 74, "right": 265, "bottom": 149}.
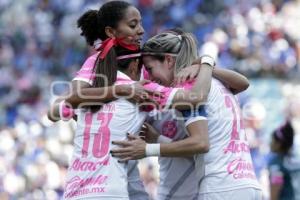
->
{"left": 145, "top": 144, "right": 160, "bottom": 157}
{"left": 200, "top": 55, "right": 215, "bottom": 67}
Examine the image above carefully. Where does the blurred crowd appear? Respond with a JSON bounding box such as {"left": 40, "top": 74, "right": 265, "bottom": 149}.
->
{"left": 0, "top": 0, "right": 300, "bottom": 199}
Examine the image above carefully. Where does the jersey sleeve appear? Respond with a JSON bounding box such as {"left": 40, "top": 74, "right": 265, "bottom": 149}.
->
{"left": 175, "top": 80, "right": 208, "bottom": 127}
{"left": 72, "top": 53, "right": 99, "bottom": 85}
{"left": 181, "top": 105, "right": 207, "bottom": 127}
{"left": 143, "top": 82, "right": 179, "bottom": 110}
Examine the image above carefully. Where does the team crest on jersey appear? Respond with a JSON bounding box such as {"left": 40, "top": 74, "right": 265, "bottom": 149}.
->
{"left": 162, "top": 120, "right": 177, "bottom": 139}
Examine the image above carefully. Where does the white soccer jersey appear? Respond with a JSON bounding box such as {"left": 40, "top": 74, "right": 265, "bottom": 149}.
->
{"left": 64, "top": 92, "right": 147, "bottom": 199}
{"left": 64, "top": 53, "right": 149, "bottom": 199}
{"left": 148, "top": 79, "right": 261, "bottom": 199}
{"left": 147, "top": 110, "right": 203, "bottom": 200}
{"left": 198, "top": 79, "right": 261, "bottom": 194}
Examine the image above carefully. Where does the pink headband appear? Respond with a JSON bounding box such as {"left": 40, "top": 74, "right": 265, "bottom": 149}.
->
{"left": 141, "top": 52, "right": 177, "bottom": 57}
{"left": 117, "top": 53, "right": 141, "bottom": 60}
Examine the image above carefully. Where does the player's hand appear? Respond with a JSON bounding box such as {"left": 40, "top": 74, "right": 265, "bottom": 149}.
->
{"left": 111, "top": 134, "right": 146, "bottom": 162}
{"left": 124, "top": 80, "right": 163, "bottom": 106}
{"left": 139, "top": 123, "right": 160, "bottom": 143}
{"left": 173, "top": 64, "right": 200, "bottom": 85}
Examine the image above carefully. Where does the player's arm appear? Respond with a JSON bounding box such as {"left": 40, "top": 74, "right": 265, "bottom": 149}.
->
{"left": 48, "top": 54, "right": 160, "bottom": 122}
{"left": 48, "top": 98, "right": 64, "bottom": 122}
{"left": 111, "top": 107, "right": 209, "bottom": 160}
{"left": 65, "top": 80, "right": 128, "bottom": 108}
{"left": 144, "top": 57, "right": 215, "bottom": 110}
{"left": 47, "top": 80, "right": 90, "bottom": 122}
{"left": 212, "top": 68, "right": 249, "bottom": 94}
{"left": 65, "top": 80, "right": 161, "bottom": 109}
{"left": 161, "top": 120, "right": 209, "bottom": 156}
{"left": 111, "top": 121, "right": 208, "bottom": 160}
{"left": 157, "top": 106, "right": 210, "bottom": 157}
{"left": 48, "top": 54, "right": 103, "bottom": 121}
{"left": 175, "top": 60, "right": 249, "bottom": 94}
{"left": 170, "top": 63, "right": 213, "bottom": 110}
{"left": 48, "top": 80, "right": 149, "bottom": 120}
{"left": 48, "top": 81, "right": 161, "bottom": 122}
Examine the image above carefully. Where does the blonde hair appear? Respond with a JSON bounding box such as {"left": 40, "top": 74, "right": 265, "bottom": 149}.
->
{"left": 142, "top": 31, "right": 198, "bottom": 72}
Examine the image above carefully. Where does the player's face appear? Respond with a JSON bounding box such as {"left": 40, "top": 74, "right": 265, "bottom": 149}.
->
{"left": 142, "top": 55, "right": 175, "bottom": 86}
{"left": 113, "top": 6, "right": 144, "bottom": 47}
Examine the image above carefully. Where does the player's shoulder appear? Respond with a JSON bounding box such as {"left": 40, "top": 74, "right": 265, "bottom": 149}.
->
{"left": 81, "top": 52, "right": 99, "bottom": 68}
{"left": 209, "top": 79, "right": 223, "bottom": 96}
{"left": 211, "top": 78, "right": 223, "bottom": 89}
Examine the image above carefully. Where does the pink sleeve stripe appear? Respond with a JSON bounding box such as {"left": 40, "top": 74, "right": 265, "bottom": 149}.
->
{"left": 143, "top": 82, "right": 176, "bottom": 107}
{"left": 76, "top": 53, "right": 98, "bottom": 73}
{"left": 88, "top": 57, "right": 97, "bottom": 60}
{"left": 82, "top": 61, "right": 95, "bottom": 69}
{"left": 78, "top": 69, "right": 89, "bottom": 74}
{"left": 79, "top": 66, "right": 94, "bottom": 71}
{"left": 143, "top": 82, "right": 159, "bottom": 91}
{"left": 81, "top": 60, "right": 96, "bottom": 66}
{"left": 74, "top": 54, "right": 97, "bottom": 81}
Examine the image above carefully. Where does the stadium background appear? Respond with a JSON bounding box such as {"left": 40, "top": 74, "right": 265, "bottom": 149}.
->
{"left": 0, "top": 0, "right": 300, "bottom": 199}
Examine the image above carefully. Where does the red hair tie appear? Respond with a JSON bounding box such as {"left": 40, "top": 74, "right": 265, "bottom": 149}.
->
{"left": 98, "top": 37, "right": 139, "bottom": 59}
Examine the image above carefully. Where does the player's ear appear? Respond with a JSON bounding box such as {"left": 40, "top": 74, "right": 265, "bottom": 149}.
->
{"left": 165, "top": 54, "right": 175, "bottom": 70}
{"left": 105, "top": 26, "right": 117, "bottom": 38}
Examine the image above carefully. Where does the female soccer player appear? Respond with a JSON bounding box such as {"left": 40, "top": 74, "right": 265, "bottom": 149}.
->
{"left": 111, "top": 30, "right": 262, "bottom": 200}
{"left": 46, "top": 1, "right": 148, "bottom": 199}
{"left": 268, "top": 121, "right": 295, "bottom": 200}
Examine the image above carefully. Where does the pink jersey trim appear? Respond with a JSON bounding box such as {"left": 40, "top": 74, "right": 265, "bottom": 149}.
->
{"left": 143, "top": 82, "right": 178, "bottom": 108}
{"left": 141, "top": 66, "right": 150, "bottom": 80}
{"left": 74, "top": 53, "right": 99, "bottom": 84}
